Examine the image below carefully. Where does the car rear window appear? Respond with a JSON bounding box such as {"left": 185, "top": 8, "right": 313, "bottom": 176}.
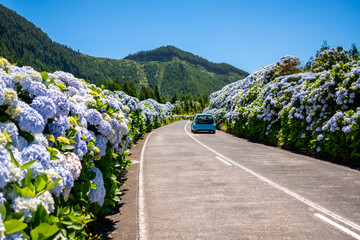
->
{"left": 196, "top": 115, "right": 214, "bottom": 124}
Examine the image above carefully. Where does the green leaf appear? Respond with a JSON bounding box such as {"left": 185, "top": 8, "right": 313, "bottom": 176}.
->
{"left": 8, "top": 150, "right": 20, "bottom": 168}
{"left": 10, "top": 212, "right": 24, "bottom": 221}
{"left": 66, "top": 128, "right": 77, "bottom": 139}
{"left": 46, "top": 178, "right": 61, "bottom": 191}
{"left": 17, "top": 186, "right": 35, "bottom": 198}
{"left": 90, "top": 182, "right": 97, "bottom": 190}
{"left": 112, "top": 196, "right": 121, "bottom": 202}
{"left": 4, "top": 219, "right": 27, "bottom": 235}
{"left": 0, "top": 114, "right": 11, "bottom": 123}
{"left": 0, "top": 203, "right": 7, "bottom": 219}
{"left": 61, "top": 145, "right": 75, "bottom": 151}
{"left": 67, "top": 223, "right": 85, "bottom": 230}
{"left": 19, "top": 130, "right": 35, "bottom": 142}
{"left": 20, "top": 160, "right": 37, "bottom": 171}
{"left": 40, "top": 71, "right": 49, "bottom": 82}
{"left": 29, "top": 205, "right": 48, "bottom": 229}
{"left": 34, "top": 174, "right": 48, "bottom": 194}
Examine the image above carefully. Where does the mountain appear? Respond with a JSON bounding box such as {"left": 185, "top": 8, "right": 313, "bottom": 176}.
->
{"left": 0, "top": 4, "right": 249, "bottom": 99}
{"left": 125, "top": 45, "right": 248, "bottom": 77}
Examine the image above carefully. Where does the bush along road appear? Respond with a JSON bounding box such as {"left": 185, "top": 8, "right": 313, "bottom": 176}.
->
{"left": 204, "top": 48, "right": 360, "bottom": 168}
{"left": 0, "top": 58, "right": 190, "bottom": 240}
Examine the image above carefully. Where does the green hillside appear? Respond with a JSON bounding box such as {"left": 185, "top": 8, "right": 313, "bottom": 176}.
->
{"left": 0, "top": 4, "right": 248, "bottom": 99}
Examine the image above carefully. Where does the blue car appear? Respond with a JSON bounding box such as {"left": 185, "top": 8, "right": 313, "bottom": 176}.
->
{"left": 191, "top": 114, "right": 216, "bottom": 134}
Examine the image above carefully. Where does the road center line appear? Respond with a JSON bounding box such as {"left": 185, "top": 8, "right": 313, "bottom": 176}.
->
{"left": 139, "top": 129, "right": 157, "bottom": 240}
{"left": 216, "top": 156, "right": 232, "bottom": 166}
{"left": 184, "top": 121, "right": 360, "bottom": 234}
{"left": 314, "top": 214, "right": 360, "bottom": 240}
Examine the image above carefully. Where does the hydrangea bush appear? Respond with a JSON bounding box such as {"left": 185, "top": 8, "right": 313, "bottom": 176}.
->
{"left": 204, "top": 48, "right": 360, "bottom": 166}
{"left": 0, "top": 58, "right": 182, "bottom": 239}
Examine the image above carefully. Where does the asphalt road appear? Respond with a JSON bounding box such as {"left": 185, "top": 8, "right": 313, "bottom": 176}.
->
{"left": 139, "top": 120, "right": 360, "bottom": 240}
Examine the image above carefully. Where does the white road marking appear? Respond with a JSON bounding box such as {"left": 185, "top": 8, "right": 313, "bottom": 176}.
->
{"left": 139, "top": 130, "right": 157, "bottom": 240}
{"left": 184, "top": 121, "right": 360, "bottom": 235}
{"left": 216, "top": 156, "right": 232, "bottom": 166}
{"left": 314, "top": 214, "right": 360, "bottom": 240}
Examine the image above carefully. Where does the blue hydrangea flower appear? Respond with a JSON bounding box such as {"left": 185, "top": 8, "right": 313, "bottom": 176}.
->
{"left": 0, "top": 192, "right": 5, "bottom": 206}
{"left": 27, "top": 81, "right": 48, "bottom": 97}
{"left": 0, "top": 146, "right": 11, "bottom": 189}
{"left": 95, "top": 135, "right": 107, "bottom": 157}
{"left": 74, "top": 139, "right": 87, "bottom": 159}
{"left": 46, "top": 160, "right": 74, "bottom": 192}
{"left": 97, "top": 120, "right": 111, "bottom": 136}
{"left": 317, "top": 134, "right": 324, "bottom": 141}
{"left": 48, "top": 116, "right": 70, "bottom": 138}
{"left": 87, "top": 167, "right": 106, "bottom": 206}
{"left": 21, "top": 144, "right": 50, "bottom": 175}
{"left": 47, "top": 89, "right": 70, "bottom": 117}
{"left": 112, "top": 132, "right": 122, "bottom": 148}
{"left": 0, "top": 122, "right": 19, "bottom": 143}
{"left": 16, "top": 104, "right": 45, "bottom": 134}
{"left": 79, "top": 128, "right": 92, "bottom": 142}
{"left": 30, "top": 96, "right": 57, "bottom": 121}
{"left": 69, "top": 101, "right": 82, "bottom": 115}
{"left": 0, "top": 87, "right": 4, "bottom": 106}
{"left": 4, "top": 231, "right": 26, "bottom": 240}
{"left": 0, "top": 72, "right": 16, "bottom": 89}
{"left": 111, "top": 118, "right": 120, "bottom": 130}
{"left": 85, "top": 109, "right": 103, "bottom": 125}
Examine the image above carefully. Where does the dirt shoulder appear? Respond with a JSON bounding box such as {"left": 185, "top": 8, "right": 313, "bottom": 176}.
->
{"left": 101, "top": 133, "right": 149, "bottom": 240}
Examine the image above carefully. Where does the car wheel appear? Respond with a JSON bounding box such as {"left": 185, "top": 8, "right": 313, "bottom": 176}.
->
{"left": 212, "top": 130, "right": 216, "bottom": 134}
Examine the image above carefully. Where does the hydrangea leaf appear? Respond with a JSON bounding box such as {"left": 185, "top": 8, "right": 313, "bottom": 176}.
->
{"left": 20, "top": 160, "right": 37, "bottom": 171}
{"left": 4, "top": 219, "right": 27, "bottom": 235}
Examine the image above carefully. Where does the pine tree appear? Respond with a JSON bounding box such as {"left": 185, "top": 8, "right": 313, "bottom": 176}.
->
{"left": 316, "top": 40, "right": 330, "bottom": 57}
{"left": 122, "top": 81, "right": 129, "bottom": 94}
{"left": 128, "top": 81, "right": 138, "bottom": 97}
{"left": 154, "top": 84, "right": 161, "bottom": 102}
{"left": 171, "top": 93, "right": 178, "bottom": 103}
{"left": 349, "top": 43, "right": 359, "bottom": 59}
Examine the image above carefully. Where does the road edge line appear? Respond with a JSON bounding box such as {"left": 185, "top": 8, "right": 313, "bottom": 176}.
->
{"left": 314, "top": 213, "right": 360, "bottom": 240}
{"left": 138, "top": 130, "right": 157, "bottom": 240}
{"left": 216, "top": 156, "right": 232, "bottom": 166}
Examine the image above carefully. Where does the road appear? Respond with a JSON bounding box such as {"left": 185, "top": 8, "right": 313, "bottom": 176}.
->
{"left": 139, "top": 120, "right": 360, "bottom": 240}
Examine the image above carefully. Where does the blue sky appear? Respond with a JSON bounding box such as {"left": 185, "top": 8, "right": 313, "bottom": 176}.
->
{"left": 1, "top": 0, "right": 359, "bottom": 73}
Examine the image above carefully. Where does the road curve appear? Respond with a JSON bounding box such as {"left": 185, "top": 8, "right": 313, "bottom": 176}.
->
{"left": 139, "top": 120, "right": 360, "bottom": 240}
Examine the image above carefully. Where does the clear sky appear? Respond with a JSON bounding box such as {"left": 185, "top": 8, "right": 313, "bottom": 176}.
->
{"left": 1, "top": 0, "right": 359, "bottom": 73}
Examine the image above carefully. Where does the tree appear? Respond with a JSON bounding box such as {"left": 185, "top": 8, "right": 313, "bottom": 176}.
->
{"left": 171, "top": 93, "right": 178, "bottom": 104}
{"left": 122, "top": 81, "right": 129, "bottom": 94}
{"left": 138, "top": 85, "right": 155, "bottom": 100}
{"left": 128, "top": 81, "right": 138, "bottom": 97}
{"left": 304, "top": 56, "right": 314, "bottom": 71}
{"left": 349, "top": 43, "right": 359, "bottom": 59}
{"left": 316, "top": 40, "right": 330, "bottom": 57}
{"left": 154, "top": 84, "right": 161, "bottom": 102}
